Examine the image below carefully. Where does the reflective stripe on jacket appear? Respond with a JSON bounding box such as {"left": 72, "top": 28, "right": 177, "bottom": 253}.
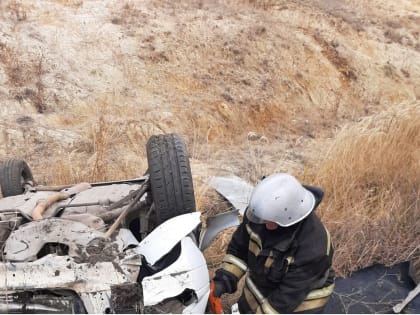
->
{"left": 214, "top": 185, "right": 335, "bottom": 313}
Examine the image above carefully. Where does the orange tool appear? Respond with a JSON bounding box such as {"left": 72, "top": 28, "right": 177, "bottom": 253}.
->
{"left": 209, "top": 282, "right": 224, "bottom": 314}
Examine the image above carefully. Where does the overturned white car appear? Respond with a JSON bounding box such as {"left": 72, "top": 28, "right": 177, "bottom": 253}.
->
{"left": 0, "top": 134, "right": 239, "bottom": 314}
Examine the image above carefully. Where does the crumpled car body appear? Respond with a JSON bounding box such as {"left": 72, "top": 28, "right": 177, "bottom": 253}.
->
{"left": 0, "top": 211, "right": 215, "bottom": 313}
{"left": 0, "top": 134, "right": 240, "bottom": 314}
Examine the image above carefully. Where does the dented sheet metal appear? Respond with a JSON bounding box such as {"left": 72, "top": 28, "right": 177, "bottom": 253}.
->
{"left": 136, "top": 212, "right": 201, "bottom": 265}
{"left": 4, "top": 218, "right": 109, "bottom": 262}
{"left": 0, "top": 184, "right": 140, "bottom": 220}
{"left": 80, "top": 291, "right": 113, "bottom": 314}
{"left": 142, "top": 237, "right": 209, "bottom": 307}
{"left": 118, "top": 228, "right": 140, "bottom": 250}
{"left": 62, "top": 184, "right": 141, "bottom": 215}
{"left": 199, "top": 209, "right": 240, "bottom": 251}
{"left": 0, "top": 253, "right": 141, "bottom": 313}
{"left": 208, "top": 175, "right": 254, "bottom": 215}
{"left": 182, "top": 285, "right": 211, "bottom": 314}
{"left": 0, "top": 176, "right": 243, "bottom": 313}
{"left": 0, "top": 255, "right": 130, "bottom": 292}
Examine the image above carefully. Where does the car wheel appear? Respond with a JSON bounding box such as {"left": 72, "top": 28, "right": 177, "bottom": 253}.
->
{"left": 0, "top": 159, "right": 34, "bottom": 197}
{"left": 146, "top": 133, "right": 196, "bottom": 225}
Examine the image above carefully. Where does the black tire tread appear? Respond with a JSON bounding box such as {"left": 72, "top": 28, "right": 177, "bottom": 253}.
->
{"left": 146, "top": 134, "right": 196, "bottom": 224}
{"left": 0, "top": 159, "right": 34, "bottom": 197}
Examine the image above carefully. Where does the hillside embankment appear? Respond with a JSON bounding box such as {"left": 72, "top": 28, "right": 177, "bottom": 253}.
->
{"left": 0, "top": 0, "right": 419, "bottom": 280}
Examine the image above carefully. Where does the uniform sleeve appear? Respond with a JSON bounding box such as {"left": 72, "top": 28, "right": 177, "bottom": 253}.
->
{"left": 266, "top": 221, "right": 334, "bottom": 313}
{"left": 213, "top": 221, "right": 250, "bottom": 294}
{"left": 226, "top": 220, "right": 250, "bottom": 262}
{"left": 265, "top": 256, "right": 331, "bottom": 313}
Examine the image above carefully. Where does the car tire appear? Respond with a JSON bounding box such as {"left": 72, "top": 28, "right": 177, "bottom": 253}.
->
{"left": 146, "top": 133, "right": 196, "bottom": 225}
{"left": 0, "top": 159, "right": 34, "bottom": 197}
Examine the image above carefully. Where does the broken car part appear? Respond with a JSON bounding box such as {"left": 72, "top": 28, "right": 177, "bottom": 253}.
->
{"left": 0, "top": 134, "right": 239, "bottom": 314}
{"left": 105, "top": 180, "right": 150, "bottom": 238}
{"left": 199, "top": 209, "right": 240, "bottom": 251}
{"left": 207, "top": 175, "right": 254, "bottom": 215}
{"left": 32, "top": 182, "right": 92, "bottom": 220}
{"left": 31, "top": 176, "right": 148, "bottom": 192}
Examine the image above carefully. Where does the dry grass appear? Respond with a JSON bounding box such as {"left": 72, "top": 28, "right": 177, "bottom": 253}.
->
{"left": 0, "top": 43, "right": 47, "bottom": 113}
{"left": 32, "top": 97, "right": 420, "bottom": 278}
{"left": 38, "top": 98, "right": 150, "bottom": 185}
{"left": 31, "top": 54, "right": 47, "bottom": 113}
{"left": 0, "top": 44, "right": 28, "bottom": 87}
{"left": 50, "top": 0, "right": 83, "bottom": 8}
{"left": 305, "top": 102, "right": 420, "bottom": 276}
{"left": 202, "top": 100, "right": 419, "bottom": 305}
{"left": 90, "top": 102, "right": 112, "bottom": 182}
{"left": 6, "top": 0, "right": 27, "bottom": 22}
{"left": 0, "top": 0, "right": 419, "bottom": 288}
{"left": 42, "top": 96, "right": 420, "bottom": 279}
{"left": 175, "top": 100, "right": 292, "bottom": 145}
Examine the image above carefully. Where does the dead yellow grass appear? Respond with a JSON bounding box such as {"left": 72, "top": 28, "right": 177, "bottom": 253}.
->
{"left": 306, "top": 102, "right": 420, "bottom": 276}
{"left": 0, "top": 43, "right": 47, "bottom": 112}
{"left": 45, "top": 96, "right": 419, "bottom": 278}
{"left": 39, "top": 98, "right": 151, "bottom": 185}
{"left": 1, "top": 0, "right": 419, "bottom": 286}
{"left": 38, "top": 98, "right": 420, "bottom": 278}
{"left": 175, "top": 100, "right": 292, "bottom": 144}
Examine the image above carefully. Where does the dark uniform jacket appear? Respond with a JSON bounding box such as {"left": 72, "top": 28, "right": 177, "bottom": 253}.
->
{"left": 214, "top": 186, "right": 335, "bottom": 314}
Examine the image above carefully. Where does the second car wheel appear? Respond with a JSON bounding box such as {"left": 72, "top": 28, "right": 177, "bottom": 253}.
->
{"left": 0, "top": 159, "right": 34, "bottom": 197}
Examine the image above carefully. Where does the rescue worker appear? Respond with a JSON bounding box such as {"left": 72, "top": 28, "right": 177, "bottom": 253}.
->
{"left": 211, "top": 173, "right": 335, "bottom": 313}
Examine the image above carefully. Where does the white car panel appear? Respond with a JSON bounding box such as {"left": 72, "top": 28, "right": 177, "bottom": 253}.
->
{"left": 208, "top": 175, "right": 254, "bottom": 215}
{"left": 136, "top": 212, "right": 201, "bottom": 265}
{"left": 142, "top": 236, "right": 209, "bottom": 307}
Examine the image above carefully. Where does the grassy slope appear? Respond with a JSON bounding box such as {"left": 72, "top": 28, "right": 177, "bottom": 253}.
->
{"left": 0, "top": 0, "right": 419, "bottom": 280}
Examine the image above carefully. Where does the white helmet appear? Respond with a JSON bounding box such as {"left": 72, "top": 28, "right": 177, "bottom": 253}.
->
{"left": 246, "top": 173, "right": 316, "bottom": 227}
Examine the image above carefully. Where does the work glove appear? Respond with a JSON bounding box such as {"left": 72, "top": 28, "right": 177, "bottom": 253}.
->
{"left": 213, "top": 280, "right": 228, "bottom": 297}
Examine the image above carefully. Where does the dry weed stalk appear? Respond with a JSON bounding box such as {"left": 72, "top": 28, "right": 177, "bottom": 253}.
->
{"left": 0, "top": 44, "right": 25, "bottom": 87}
{"left": 307, "top": 102, "right": 420, "bottom": 276}
{"left": 7, "top": 0, "right": 27, "bottom": 22}
{"left": 241, "top": 0, "right": 280, "bottom": 10}
{"left": 110, "top": 1, "right": 142, "bottom": 26}
{"left": 32, "top": 54, "right": 47, "bottom": 113}
{"left": 44, "top": 154, "right": 89, "bottom": 185}
{"left": 90, "top": 101, "right": 114, "bottom": 182}
{"left": 178, "top": 100, "right": 290, "bottom": 144}
{"left": 0, "top": 44, "right": 47, "bottom": 112}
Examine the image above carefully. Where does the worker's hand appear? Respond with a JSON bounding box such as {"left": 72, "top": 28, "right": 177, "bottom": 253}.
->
{"left": 212, "top": 280, "right": 227, "bottom": 297}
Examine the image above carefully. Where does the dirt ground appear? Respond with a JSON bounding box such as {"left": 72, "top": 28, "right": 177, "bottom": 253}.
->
{"left": 0, "top": 0, "right": 418, "bottom": 182}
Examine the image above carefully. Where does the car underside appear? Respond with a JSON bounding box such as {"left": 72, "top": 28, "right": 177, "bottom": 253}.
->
{"left": 0, "top": 133, "right": 239, "bottom": 314}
